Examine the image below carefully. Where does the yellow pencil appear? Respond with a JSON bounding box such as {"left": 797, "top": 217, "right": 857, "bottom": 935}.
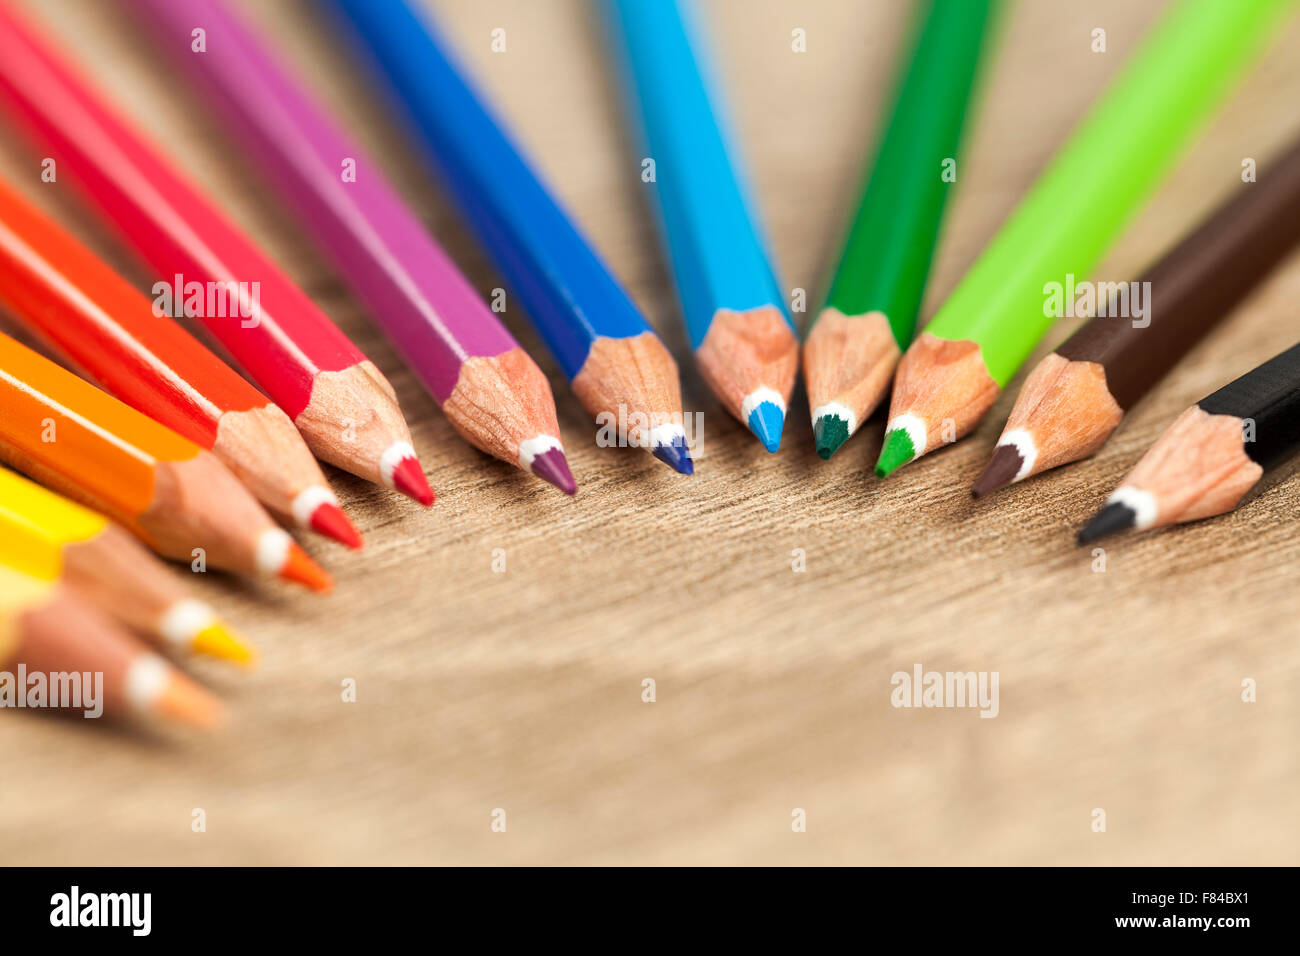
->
{"left": 0, "top": 467, "right": 254, "bottom": 665}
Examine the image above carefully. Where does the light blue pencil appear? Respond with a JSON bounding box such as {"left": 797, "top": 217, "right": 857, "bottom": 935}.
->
{"left": 606, "top": 0, "right": 800, "bottom": 453}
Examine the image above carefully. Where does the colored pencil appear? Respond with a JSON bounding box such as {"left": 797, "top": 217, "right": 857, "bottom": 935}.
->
{"left": 974, "top": 135, "right": 1300, "bottom": 498}
{"left": 873, "top": 0, "right": 1292, "bottom": 479}
{"left": 0, "top": 565, "right": 222, "bottom": 729}
{"left": 326, "top": 0, "right": 693, "bottom": 474}
{"left": 134, "top": 0, "right": 576, "bottom": 495}
{"left": 0, "top": 4, "right": 433, "bottom": 505}
{"left": 0, "top": 332, "right": 331, "bottom": 592}
{"left": 0, "top": 177, "right": 363, "bottom": 547}
{"left": 1078, "top": 342, "right": 1300, "bottom": 542}
{"left": 803, "top": 0, "right": 997, "bottom": 459}
{"left": 0, "top": 467, "right": 254, "bottom": 665}
{"left": 605, "top": 0, "right": 798, "bottom": 453}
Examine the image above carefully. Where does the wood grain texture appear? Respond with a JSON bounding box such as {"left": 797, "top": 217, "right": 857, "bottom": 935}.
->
{"left": 1, "top": 0, "right": 1298, "bottom": 865}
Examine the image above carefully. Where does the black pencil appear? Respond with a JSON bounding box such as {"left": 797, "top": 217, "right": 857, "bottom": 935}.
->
{"left": 1078, "top": 341, "right": 1300, "bottom": 542}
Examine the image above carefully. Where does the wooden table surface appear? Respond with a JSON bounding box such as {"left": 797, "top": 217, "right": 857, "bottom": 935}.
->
{"left": 2, "top": 0, "right": 1298, "bottom": 865}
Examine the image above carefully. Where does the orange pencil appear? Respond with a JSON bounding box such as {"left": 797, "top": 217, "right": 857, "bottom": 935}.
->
{"left": 0, "top": 331, "right": 331, "bottom": 592}
{"left": 0, "top": 176, "right": 362, "bottom": 548}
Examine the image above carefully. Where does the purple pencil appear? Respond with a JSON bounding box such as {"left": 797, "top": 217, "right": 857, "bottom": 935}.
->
{"left": 136, "top": 0, "right": 577, "bottom": 494}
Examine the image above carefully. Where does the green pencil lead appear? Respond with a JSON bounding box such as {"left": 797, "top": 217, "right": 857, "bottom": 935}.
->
{"left": 874, "top": 428, "right": 916, "bottom": 478}
{"left": 813, "top": 413, "right": 851, "bottom": 460}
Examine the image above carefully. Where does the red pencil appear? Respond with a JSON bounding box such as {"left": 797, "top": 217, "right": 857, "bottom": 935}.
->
{"left": 0, "top": 176, "right": 362, "bottom": 548}
{"left": 0, "top": 4, "right": 433, "bottom": 506}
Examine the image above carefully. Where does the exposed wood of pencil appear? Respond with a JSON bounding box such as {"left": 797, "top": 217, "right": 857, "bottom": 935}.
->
{"left": 571, "top": 332, "right": 688, "bottom": 457}
{"left": 296, "top": 362, "right": 432, "bottom": 505}
{"left": 210, "top": 403, "right": 357, "bottom": 543}
{"left": 0, "top": 571, "right": 222, "bottom": 728}
{"left": 882, "top": 332, "right": 1000, "bottom": 464}
{"left": 803, "top": 308, "right": 902, "bottom": 435}
{"left": 444, "top": 349, "right": 575, "bottom": 493}
{"left": 136, "top": 452, "right": 314, "bottom": 584}
{"left": 56, "top": 521, "right": 236, "bottom": 655}
{"left": 694, "top": 306, "right": 800, "bottom": 426}
{"left": 971, "top": 353, "right": 1123, "bottom": 497}
{"left": 1103, "top": 406, "right": 1261, "bottom": 530}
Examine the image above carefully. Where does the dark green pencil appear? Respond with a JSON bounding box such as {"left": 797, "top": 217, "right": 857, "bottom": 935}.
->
{"left": 802, "top": 0, "right": 997, "bottom": 459}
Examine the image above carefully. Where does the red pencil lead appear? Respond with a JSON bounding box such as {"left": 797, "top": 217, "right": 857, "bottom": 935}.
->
{"left": 389, "top": 452, "right": 435, "bottom": 507}
{"left": 309, "top": 501, "right": 364, "bottom": 549}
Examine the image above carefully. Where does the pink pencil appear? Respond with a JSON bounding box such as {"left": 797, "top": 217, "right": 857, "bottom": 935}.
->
{"left": 136, "top": 0, "right": 576, "bottom": 494}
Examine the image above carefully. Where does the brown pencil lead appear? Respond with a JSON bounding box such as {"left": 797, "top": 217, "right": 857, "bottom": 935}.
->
{"left": 971, "top": 444, "right": 1025, "bottom": 498}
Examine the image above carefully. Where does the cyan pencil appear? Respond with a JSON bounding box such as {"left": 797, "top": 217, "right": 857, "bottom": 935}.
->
{"left": 606, "top": 0, "right": 799, "bottom": 453}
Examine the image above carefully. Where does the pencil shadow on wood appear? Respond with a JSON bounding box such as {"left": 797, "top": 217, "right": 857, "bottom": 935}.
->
{"left": 5, "top": 706, "right": 190, "bottom": 752}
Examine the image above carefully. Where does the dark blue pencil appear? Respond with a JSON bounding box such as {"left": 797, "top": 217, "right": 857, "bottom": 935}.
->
{"left": 327, "top": 0, "right": 692, "bottom": 473}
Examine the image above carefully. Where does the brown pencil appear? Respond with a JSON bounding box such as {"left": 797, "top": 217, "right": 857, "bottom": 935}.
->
{"left": 1, "top": 566, "right": 222, "bottom": 729}
{"left": 973, "top": 136, "right": 1300, "bottom": 497}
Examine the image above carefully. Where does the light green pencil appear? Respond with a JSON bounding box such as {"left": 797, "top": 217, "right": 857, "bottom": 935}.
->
{"left": 875, "top": 0, "right": 1295, "bottom": 478}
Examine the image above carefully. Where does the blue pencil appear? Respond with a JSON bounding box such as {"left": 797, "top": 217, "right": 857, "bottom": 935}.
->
{"left": 327, "top": 0, "right": 692, "bottom": 474}
{"left": 606, "top": 0, "right": 799, "bottom": 453}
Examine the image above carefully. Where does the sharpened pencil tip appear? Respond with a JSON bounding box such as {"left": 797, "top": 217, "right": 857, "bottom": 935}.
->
{"left": 391, "top": 456, "right": 435, "bottom": 506}
{"left": 813, "top": 413, "right": 850, "bottom": 460}
{"left": 310, "top": 501, "right": 364, "bottom": 549}
{"left": 874, "top": 428, "right": 915, "bottom": 478}
{"left": 747, "top": 401, "right": 785, "bottom": 453}
{"left": 530, "top": 447, "right": 578, "bottom": 495}
{"left": 971, "top": 444, "right": 1025, "bottom": 499}
{"left": 651, "top": 435, "right": 694, "bottom": 475}
{"left": 192, "top": 623, "right": 257, "bottom": 667}
{"left": 279, "top": 542, "right": 333, "bottom": 594}
{"left": 154, "top": 671, "right": 224, "bottom": 730}
{"left": 1077, "top": 502, "right": 1137, "bottom": 544}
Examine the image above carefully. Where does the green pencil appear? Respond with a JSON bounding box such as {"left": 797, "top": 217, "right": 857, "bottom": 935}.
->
{"left": 875, "top": 0, "right": 1295, "bottom": 478}
{"left": 804, "top": 0, "right": 998, "bottom": 460}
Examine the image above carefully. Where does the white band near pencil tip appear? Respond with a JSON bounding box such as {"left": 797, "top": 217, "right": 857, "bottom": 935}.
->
{"left": 648, "top": 422, "right": 686, "bottom": 449}
{"left": 811, "top": 402, "right": 858, "bottom": 435}
{"left": 255, "top": 528, "right": 292, "bottom": 576}
{"left": 290, "top": 485, "right": 340, "bottom": 528}
{"left": 517, "top": 434, "right": 563, "bottom": 469}
{"left": 125, "top": 654, "right": 170, "bottom": 713}
{"left": 1108, "top": 486, "right": 1158, "bottom": 530}
{"left": 887, "top": 414, "right": 928, "bottom": 457}
{"left": 379, "top": 441, "right": 417, "bottom": 488}
{"left": 741, "top": 386, "right": 786, "bottom": 419}
{"left": 159, "top": 599, "right": 217, "bottom": 648}
{"left": 999, "top": 429, "right": 1038, "bottom": 481}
